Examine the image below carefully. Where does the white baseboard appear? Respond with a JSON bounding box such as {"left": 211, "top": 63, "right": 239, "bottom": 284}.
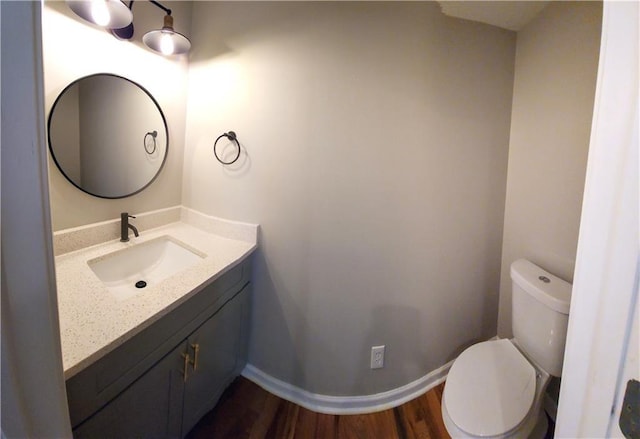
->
{"left": 241, "top": 361, "right": 453, "bottom": 415}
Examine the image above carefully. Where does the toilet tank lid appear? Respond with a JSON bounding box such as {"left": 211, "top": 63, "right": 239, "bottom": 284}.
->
{"left": 510, "top": 259, "right": 572, "bottom": 314}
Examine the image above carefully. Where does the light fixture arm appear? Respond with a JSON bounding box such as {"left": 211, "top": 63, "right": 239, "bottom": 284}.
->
{"left": 122, "top": 1, "right": 172, "bottom": 16}
{"left": 148, "top": 0, "right": 171, "bottom": 16}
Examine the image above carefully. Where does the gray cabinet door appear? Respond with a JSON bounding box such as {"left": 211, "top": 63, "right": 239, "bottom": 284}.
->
{"left": 181, "top": 288, "right": 247, "bottom": 435}
{"left": 74, "top": 341, "right": 187, "bottom": 439}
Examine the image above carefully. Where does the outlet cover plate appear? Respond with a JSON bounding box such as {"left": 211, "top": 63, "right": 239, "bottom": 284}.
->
{"left": 371, "top": 345, "right": 385, "bottom": 369}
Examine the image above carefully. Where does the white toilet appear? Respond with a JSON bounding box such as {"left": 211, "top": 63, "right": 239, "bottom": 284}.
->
{"left": 441, "top": 259, "right": 572, "bottom": 438}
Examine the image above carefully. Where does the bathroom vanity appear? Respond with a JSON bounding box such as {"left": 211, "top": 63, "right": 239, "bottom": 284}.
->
{"left": 54, "top": 209, "right": 258, "bottom": 438}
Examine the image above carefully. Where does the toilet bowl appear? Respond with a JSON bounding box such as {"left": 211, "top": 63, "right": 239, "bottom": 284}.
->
{"left": 441, "top": 339, "right": 550, "bottom": 438}
{"left": 441, "top": 259, "right": 572, "bottom": 439}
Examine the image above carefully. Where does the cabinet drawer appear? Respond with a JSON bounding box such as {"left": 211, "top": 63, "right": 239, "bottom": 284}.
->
{"left": 67, "top": 258, "right": 251, "bottom": 428}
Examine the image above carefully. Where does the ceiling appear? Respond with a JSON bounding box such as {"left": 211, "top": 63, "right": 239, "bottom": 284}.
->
{"left": 438, "top": 1, "right": 550, "bottom": 31}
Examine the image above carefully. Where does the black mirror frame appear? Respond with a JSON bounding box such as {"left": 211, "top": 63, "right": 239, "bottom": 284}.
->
{"left": 47, "top": 73, "right": 169, "bottom": 199}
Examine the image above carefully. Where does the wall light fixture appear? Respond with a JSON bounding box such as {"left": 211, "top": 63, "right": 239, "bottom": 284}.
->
{"left": 66, "top": 0, "right": 133, "bottom": 28}
{"left": 141, "top": 7, "right": 191, "bottom": 55}
{"left": 65, "top": 0, "right": 191, "bottom": 55}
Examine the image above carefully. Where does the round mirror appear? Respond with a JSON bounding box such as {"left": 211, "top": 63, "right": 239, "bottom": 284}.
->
{"left": 48, "top": 73, "right": 168, "bottom": 199}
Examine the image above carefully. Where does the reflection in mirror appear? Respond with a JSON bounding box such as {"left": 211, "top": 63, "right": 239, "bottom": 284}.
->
{"left": 48, "top": 74, "right": 168, "bottom": 199}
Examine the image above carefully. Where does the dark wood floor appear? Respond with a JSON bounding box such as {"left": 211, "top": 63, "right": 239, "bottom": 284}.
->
{"left": 186, "top": 377, "right": 451, "bottom": 439}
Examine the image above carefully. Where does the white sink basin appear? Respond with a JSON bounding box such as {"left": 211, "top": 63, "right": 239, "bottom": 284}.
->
{"left": 88, "top": 236, "right": 206, "bottom": 301}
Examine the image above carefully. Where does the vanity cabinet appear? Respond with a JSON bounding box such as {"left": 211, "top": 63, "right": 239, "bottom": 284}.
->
{"left": 67, "top": 258, "right": 252, "bottom": 438}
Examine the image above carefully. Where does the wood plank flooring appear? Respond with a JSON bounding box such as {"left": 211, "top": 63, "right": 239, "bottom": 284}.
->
{"left": 186, "top": 377, "right": 451, "bottom": 439}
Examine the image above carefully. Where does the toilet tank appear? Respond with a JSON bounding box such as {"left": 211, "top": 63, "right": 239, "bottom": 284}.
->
{"left": 511, "top": 259, "right": 572, "bottom": 377}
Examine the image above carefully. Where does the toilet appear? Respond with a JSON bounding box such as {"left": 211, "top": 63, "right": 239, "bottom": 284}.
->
{"left": 441, "top": 259, "right": 572, "bottom": 438}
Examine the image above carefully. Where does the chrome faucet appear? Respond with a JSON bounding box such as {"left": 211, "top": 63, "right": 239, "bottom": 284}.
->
{"left": 120, "top": 212, "right": 139, "bottom": 242}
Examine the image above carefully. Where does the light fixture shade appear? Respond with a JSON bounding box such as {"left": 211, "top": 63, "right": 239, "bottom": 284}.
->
{"left": 143, "top": 14, "right": 191, "bottom": 55}
{"left": 66, "top": 0, "right": 133, "bottom": 29}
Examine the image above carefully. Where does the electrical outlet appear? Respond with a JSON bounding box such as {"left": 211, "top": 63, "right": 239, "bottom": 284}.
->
{"left": 370, "top": 345, "right": 385, "bottom": 369}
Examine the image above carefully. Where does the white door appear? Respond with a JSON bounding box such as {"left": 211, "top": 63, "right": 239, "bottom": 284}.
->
{"left": 555, "top": 1, "right": 639, "bottom": 437}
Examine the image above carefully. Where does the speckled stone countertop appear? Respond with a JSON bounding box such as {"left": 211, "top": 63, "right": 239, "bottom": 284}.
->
{"left": 55, "top": 209, "right": 258, "bottom": 379}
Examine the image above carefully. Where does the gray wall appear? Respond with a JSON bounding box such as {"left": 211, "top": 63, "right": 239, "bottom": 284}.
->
{"left": 42, "top": 0, "right": 191, "bottom": 230}
{"left": 498, "top": 1, "right": 602, "bottom": 337}
{"left": 183, "top": 2, "right": 516, "bottom": 395}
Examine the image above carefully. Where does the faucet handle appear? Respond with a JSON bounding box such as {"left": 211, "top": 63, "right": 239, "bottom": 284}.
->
{"left": 128, "top": 214, "right": 136, "bottom": 219}
{"left": 121, "top": 212, "right": 136, "bottom": 219}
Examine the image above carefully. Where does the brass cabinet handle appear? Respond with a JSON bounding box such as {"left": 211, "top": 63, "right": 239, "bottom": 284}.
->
{"left": 181, "top": 353, "right": 190, "bottom": 382}
{"left": 190, "top": 343, "right": 200, "bottom": 372}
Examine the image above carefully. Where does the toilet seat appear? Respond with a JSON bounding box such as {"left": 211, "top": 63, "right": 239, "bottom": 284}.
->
{"left": 444, "top": 339, "right": 536, "bottom": 437}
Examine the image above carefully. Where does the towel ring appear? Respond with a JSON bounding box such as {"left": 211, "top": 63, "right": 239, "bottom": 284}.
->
{"left": 213, "top": 131, "right": 241, "bottom": 165}
{"left": 144, "top": 131, "right": 157, "bottom": 155}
